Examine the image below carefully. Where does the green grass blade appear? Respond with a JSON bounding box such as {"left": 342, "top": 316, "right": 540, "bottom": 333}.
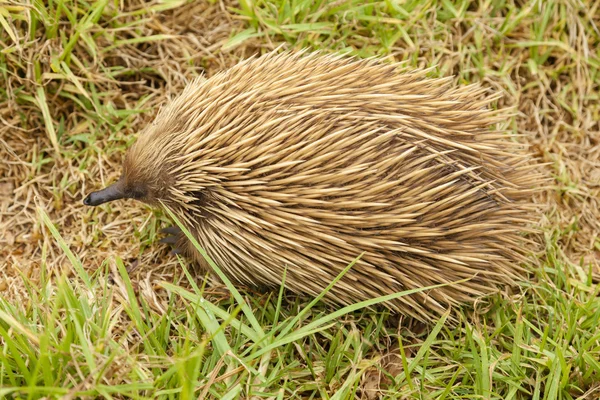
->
{"left": 34, "top": 88, "right": 60, "bottom": 155}
{"left": 161, "top": 204, "right": 265, "bottom": 337}
{"left": 38, "top": 207, "right": 91, "bottom": 287}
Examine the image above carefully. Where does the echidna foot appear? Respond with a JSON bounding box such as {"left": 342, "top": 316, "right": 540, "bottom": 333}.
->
{"left": 160, "top": 226, "right": 181, "bottom": 236}
{"left": 159, "top": 225, "right": 184, "bottom": 255}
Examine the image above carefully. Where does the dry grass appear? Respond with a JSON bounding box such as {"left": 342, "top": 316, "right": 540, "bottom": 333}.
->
{"left": 1, "top": 0, "right": 252, "bottom": 302}
{"left": 1, "top": 0, "right": 599, "bottom": 398}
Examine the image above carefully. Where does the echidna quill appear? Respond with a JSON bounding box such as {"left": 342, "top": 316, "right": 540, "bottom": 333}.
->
{"left": 84, "top": 50, "right": 539, "bottom": 321}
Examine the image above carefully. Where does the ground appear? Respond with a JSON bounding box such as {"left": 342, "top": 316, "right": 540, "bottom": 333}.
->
{"left": 0, "top": 0, "right": 599, "bottom": 399}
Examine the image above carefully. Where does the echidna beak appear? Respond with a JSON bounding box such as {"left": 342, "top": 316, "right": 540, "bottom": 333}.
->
{"left": 83, "top": 181, "right": 125, "bottom": 207}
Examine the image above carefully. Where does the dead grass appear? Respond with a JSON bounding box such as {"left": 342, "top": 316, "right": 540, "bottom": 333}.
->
{"left": 0, "top": 0, "right": 253, "bottom": 303}
{"left": 1, "top": 0, "right": 599, "bottom": 398}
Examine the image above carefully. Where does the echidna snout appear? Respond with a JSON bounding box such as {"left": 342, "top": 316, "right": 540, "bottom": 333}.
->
{"left": 84, "top": 177, "right": 149, "bottom": 206}
{"left": 84, "top": 181, "right": 125, "bottom": 206}
{"left": 83, "top": 50, "right": 540, "bottom": 321}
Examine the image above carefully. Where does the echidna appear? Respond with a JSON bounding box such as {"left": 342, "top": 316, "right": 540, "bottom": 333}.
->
{"left": 84, "top": 50, "right": 539, "bottom": 321}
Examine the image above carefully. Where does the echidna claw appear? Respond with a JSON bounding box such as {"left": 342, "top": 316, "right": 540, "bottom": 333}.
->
{"left": 160, "top": 225, "right": 184, "bottom": 256}
{"left": 159, "top": 235, "right": 179, "bottom": 245}
{"left": 160, "top": 226, "right": 181, "bottom": 236}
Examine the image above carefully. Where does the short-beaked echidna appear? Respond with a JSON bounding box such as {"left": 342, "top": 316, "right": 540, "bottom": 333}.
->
{"left": 84, "top": 50, "right": 539, "bottom": 320}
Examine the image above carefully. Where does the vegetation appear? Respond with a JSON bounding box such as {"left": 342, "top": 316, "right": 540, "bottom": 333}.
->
{"left": 0, "top": 0, "right": 598, "bottom": 398}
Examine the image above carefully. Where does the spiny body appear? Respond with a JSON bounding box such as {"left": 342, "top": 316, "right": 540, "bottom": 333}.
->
{"left": 84, "top": 50, "right": 539, "bottom": 321}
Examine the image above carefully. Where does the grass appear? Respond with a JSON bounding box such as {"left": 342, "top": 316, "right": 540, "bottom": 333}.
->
{"left": 1, "top": 0, "right": 599, "bottom": 398}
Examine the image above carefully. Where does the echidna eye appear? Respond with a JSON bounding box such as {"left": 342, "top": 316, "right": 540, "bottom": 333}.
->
{"left": 128, "top": 187, "right": 147, "bottom": 200}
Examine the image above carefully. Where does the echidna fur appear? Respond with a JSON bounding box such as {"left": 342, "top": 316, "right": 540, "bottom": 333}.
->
{"left": 84, "top": 50, "right": 541, "bottom": 321}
